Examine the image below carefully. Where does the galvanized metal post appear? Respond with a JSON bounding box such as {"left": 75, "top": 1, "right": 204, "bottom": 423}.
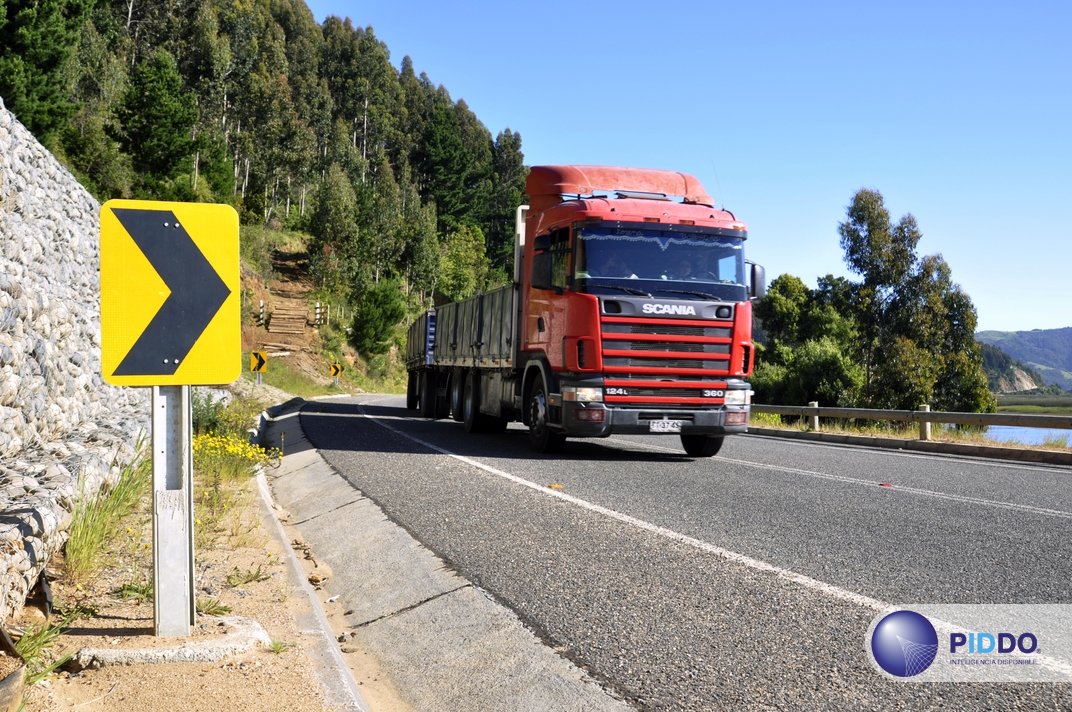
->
{"left": 152, "top": 385, "right": 196, "bottom": 636}
{"left": 808, "top": 401, "right": 820, "bottom": 431}
{"left": 919, "top": 404, "right": 932, "bottom": 441}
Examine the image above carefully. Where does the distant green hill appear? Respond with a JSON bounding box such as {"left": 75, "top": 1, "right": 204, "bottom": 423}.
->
{"left": 976, "top": 328, "right": 1072, "bottom": 391}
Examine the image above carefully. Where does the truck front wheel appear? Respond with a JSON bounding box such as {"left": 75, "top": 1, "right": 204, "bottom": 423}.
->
{"left": 680, "top": 434, "right": 724, "bottom": 457}
{"left": 528, "top": 383, "right": 565, "bottom": 453}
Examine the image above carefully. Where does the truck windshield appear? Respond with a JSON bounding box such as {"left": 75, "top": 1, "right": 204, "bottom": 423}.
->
{"left": 573, "top": 226, "right": 747, "bottom": 302}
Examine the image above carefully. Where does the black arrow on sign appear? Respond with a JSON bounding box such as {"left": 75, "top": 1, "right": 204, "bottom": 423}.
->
{"left": 252, "top": 352, "right": 267, "bottom": 372}
{"left": 111, "top": 208, "right": 231, "bottom": 377}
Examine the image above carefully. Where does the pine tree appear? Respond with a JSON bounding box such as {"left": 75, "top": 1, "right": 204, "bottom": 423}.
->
{"left": 0, "top": 0, "right": 91, "bottom": 143}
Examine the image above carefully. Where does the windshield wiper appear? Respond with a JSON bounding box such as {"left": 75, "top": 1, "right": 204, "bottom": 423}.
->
{"left": 654, "top": 288, "right": 721, "bottom": 300}
{"left": 593, "top": 284, "right": 652, "bottom": 297}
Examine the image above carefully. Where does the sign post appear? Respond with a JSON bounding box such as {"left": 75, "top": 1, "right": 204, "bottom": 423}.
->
{"left": 151, "top": 385, "right": 195, "bottom": 635}
{"left": 331, "top": 362, "right": 343, "bottom": 387}
{"left": 101, "top": 200, "right": 239, "bottom": 637}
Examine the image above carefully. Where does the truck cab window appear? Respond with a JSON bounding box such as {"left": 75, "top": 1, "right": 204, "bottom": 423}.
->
{"left": 532, "top": 228, "right": 569, "bottom": 291}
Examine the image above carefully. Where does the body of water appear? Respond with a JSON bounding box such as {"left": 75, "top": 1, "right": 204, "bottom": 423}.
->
{"left": 984, "top": 426, "right": 1071, "bottom": 447}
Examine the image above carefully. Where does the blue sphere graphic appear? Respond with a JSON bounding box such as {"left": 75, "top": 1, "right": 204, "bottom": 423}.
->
{"left": 871, "top": 610, "right": 939, "bottom": 677}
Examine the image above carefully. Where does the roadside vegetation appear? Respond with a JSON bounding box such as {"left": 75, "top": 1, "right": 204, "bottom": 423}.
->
{"left": 14, "top": 386, "right": 289, "bottom": 704}
{"left": 750, "top": 411, "right": 1070, "bottom": 450}
{"left": 753, "top": 190, "right": 994, "bottom": 415}
{"left": 995, "top": 394, "right": 1072, "bottom": 415}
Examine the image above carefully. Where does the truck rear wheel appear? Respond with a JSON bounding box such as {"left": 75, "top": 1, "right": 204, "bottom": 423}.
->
{"left": 680, "top": 434, "right": 724, "bottom": 457}
{"left": 419, "top": 371, "right": 437, "bottom": 419}
{"left": 449, "top": 370, "right": 465, "bottom": 422}
{"left": 462, "top": 371, "right": 483, "bottom": 433}
{"left": 406, "top": 372, "right": 418, "bottom": 410}
{"left": 528, "top": 383, "right": 565, "bottom": 453}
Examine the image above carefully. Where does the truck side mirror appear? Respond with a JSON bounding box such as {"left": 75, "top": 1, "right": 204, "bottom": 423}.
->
{"left": 532, "top": 234, "right": 552, "bottom": 252}
{"left": 748, "top": 262, "right": 766, "bottom": 300}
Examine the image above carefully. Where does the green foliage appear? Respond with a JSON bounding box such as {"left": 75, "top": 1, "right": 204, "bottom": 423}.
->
{"left": 113, "top": 581, "right": 153, "bottom": 603}
{"left": 0, "top": 0, "right": 91, "bottom": 144}
{"left": 116, "top": 48, "right": 197, "bottom": 193}
{"left": 192, "top": 390, "right": 226, "bottom": 435}
{"left": 196, "top": 597, "right": 232, "bottom": 616}
{"left": 226, "top": 565, "right": 269, "bottom": 587}
{"left": 755, "top": 188, "right": 994, "bottom": 413}
{"left": 439, "top": 224, "right": 491, "bottom": 301}
{"left": 351, "top": 279, "right": 406, "bottom": 355}
{"left": 309, "top": 163, "right": 360, "bottom": 294}
{"left": 753, "top": 338, "right": 863, "bottom": 407}
{"left": 16, "top": 3, "right": 529, "bottom": 378}
{"left": 65, "top": 450, "right": 150, "bottom": 584}
{"left": 15, "top": 607, "right": 81, "bottom": 686}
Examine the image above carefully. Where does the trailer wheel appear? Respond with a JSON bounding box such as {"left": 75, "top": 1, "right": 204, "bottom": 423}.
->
{"left": 527, "top": 383, "right": 565, "bottom": 453}
{"left": 406, "top": 372, "right": 418, "bottom": 410}
{"left": 449, "top": 370, "right": 465, "bottom": 422}
{"left": 434, "top": 381, "right": 450, "bottom": 419}
{"left": 462, "top": 371, "right": 482, "bottom": 432}
{"left": 680, "top": 434, "right": 724, "bottom": 457}
{"left": 419, "top": 371, "right": 437, "bottom": 419}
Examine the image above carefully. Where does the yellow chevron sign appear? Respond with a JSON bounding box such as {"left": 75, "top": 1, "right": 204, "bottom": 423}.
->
{"left": 100, "top": 200, "right": 239, "bottom": 386}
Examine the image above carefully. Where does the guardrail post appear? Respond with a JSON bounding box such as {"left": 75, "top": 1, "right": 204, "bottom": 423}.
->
{"left": 919, "top": 404, "right": 931, "bottom": 441}
{"left": 808, "top": 401, "right": 820, "bottom": 431}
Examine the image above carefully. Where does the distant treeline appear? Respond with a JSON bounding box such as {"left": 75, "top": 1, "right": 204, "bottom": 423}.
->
{"left": 754, "top": 189, "right": 995, "bottom": 414}
{"left": 1, "top": 0, "right": 525, "bottom": 352}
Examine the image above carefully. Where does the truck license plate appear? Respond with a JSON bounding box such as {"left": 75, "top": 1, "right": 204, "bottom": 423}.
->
{"left": 649, "top": 419, "right": 684, "bottom": 433}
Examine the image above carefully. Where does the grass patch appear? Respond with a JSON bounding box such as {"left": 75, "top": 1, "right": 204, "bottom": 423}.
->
{"left": 251, "top": 357, "right": 341, "bottom": 398}
{"left": 64, "top": 449, "right": 150, "bottom": 585}
{"left": 15, "top": 607, "right": 81, "bottom": 686}
{"left": 196, "top": 598, "right": 232, "bottom": 616}
{"left": 996, "top": 405, "right": 1072, "bottom": 415}
{"left": 267, "top": 640, "right": 291, "bottom": 654}
{"left": 226, "top": 565, "right": 269, "bottom": 587}
{"left": 113, "top": 581, "right": 153, "bottom": 604}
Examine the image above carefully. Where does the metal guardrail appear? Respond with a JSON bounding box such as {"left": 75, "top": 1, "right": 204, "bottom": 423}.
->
{"left": 752, "top": 403, "right": 1072, "bottom": 442}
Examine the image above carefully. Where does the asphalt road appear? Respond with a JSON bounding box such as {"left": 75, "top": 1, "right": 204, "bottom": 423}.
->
{"left": 299, "top": 394, "right": 1072, "bottom": 711}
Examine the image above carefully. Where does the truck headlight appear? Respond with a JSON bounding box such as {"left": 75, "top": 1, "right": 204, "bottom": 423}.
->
{"left": 562, "top": 386, "right": 603, "bottom": 402}
{"left": 724, "top": 389, "right": 749, "bottom": 405}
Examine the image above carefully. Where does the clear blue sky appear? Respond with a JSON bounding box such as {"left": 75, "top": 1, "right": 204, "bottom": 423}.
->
{"left": 306, "top": 1, "right": 1071, "bottom": 332}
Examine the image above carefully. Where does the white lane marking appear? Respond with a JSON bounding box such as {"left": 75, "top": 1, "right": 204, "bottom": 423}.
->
{"left": 743, "top": 432, "right": 1072, "bottom": 473}
{"left": 603, "top": 437, "right": 1072, "bottom": 520}
{"left": 299, "top": 406, "right": 1072, "bottom": 519}
{"left": 346, "top": 403, "right": 1072, "bottom": 679}
{"left": 717, "top": 456, "right": 1072, "bottom": 520}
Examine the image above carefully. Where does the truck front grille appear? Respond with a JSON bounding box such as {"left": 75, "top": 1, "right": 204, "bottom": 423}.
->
{"left": 600, "top": 315, "right": 734, "bottom": 405}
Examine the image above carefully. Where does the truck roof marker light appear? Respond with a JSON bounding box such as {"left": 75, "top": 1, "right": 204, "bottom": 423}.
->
{"left": 679, "top": 219, "right": 695, "bottom": 225}
{"left": 643, "top": 217, "right": 660, "bottom": 223}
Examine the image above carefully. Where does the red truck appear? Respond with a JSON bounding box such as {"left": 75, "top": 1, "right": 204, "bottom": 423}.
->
{"left": 404, "top": 165, "right": 765, "bottom": 456}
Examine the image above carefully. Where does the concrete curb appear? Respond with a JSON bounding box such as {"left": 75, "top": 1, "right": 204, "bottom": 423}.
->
{"left": 747, "top": 426, "right": 1072, "bottom": 467}
{"left": 260, "top": 396, "right": 631, "bottom": 712}
{"left": 253, "top": 469, "right": 370, "bottom": 712}
{"left": 73, "top": 616, "right": 271, "bottom": 669}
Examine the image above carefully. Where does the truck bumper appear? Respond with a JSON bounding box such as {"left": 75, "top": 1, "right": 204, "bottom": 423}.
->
{"left": 560, "top": 402, "right": 750, "bottom": 438}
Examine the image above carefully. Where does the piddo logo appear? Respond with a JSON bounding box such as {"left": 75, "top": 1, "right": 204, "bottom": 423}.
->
{"left": 870, "top": 610, "right": 939, "bottom": 677}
